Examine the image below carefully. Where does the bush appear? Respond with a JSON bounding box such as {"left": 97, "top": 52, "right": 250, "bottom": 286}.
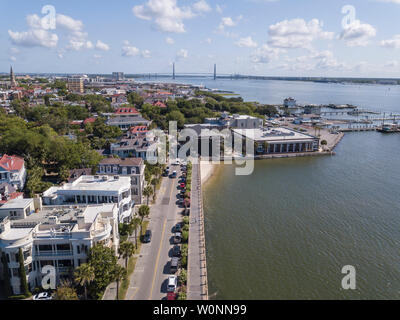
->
{"left": 177, "top": 291, "right": 187, "bottom": 300}
{"left": 179, "top": 269, "right": 187, "bottom": 285}
{"left": 183, "top": 216, "right": 189, "bottom": 226}
{"left": 321, "top": 140, "right": 327, "bottom": 145}
{"left": 181, "top": 255, "right": 187, "bottom": 268}
{"left": 182, "top": 231, "right": 189, "bottom": 243}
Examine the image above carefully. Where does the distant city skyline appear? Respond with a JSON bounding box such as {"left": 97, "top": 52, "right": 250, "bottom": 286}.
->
{"left": 2, "top": 0, "right": 400, "bottom": 77}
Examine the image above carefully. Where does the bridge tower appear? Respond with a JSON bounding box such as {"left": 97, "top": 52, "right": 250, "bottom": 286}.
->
{"left": 214, "top": 64, "right": 216, "bottom": 80}
{"left": 173, "top": 62, "right": 175, "bottom": 80}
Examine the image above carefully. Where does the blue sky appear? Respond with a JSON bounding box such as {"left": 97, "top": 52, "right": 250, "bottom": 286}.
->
{"left": 1, "top": 0, "right": 400, "bottom": 77}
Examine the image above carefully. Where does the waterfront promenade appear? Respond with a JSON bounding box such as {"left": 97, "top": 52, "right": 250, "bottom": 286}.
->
{"left": 187, "top": 162, "right": 208, "bottom": 300}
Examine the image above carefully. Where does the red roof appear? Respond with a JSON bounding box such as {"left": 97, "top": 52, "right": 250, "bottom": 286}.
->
{"left": 115, "top": 107, "right": 139, "bottom": 115}
{"left": 0, "top": 192, "right": 23, "bottom": 204}
{"left": 83, "top": 118, "right": 96, "bottom": 125}
{"left": 157, "top": 91, "right": 172, "bottom": 95}
{"left": 0, "top": 154, "right": 25, "bottom": 171}
{"left": 153, "top": 101, "right": 167, "bottom": 108}
{"left": 130, "top": 126, "right": 148, "bottom": 134}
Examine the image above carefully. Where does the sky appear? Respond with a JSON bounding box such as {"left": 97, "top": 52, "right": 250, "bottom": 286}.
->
{"left": 1, "top": 0, "right": 400, "bottom": 77}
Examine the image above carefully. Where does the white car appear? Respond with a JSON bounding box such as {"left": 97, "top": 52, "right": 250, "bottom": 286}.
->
{"left": 167, "top": 276, "right": 178, "bottom": 292}
{"left": 33, "top": 292, "right": 53, "bottom": 300}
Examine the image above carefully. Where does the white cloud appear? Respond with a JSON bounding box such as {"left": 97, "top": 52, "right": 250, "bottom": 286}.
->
{"left": 8, "top": 29, "right": 58, "bottom": 48}
{"left": 252, "top": 45, "right": 283, "bottom": 64}
{"left": 56, "top": 14, "right": 84, "bottom": 32}
{"left": 9, "top": 14, "right": 58, "bottom": 48}
{"left": 381, "top": 34, "right": 400, "bottom": 48}
{"left": 93, "top": 54, "right": 102, "bottom": 59}
{"left": 193, "top": 0, "right": 211, "bottom": 13}
{"left": 166, "top": 37, "right": 175, "bottom": 44}
{"left": 67, "top": 39, "right": 93, "bottom": 51}
{"left": 204, "top": 38, "right": 212, "bottom": 44}
{"left": 268, "top": 18, "right": 334, "bottom": 49}
{"left": 235, "top": 36, "right": 258, "bottom": 48}
{"left": 122, "top": 41, "right": 140, "bottom": 57}
{"left": 384, "top": 60, "right": 399, "bottom": 68}
{"left": 95, "top": 40, "right": 110, "bottom": 51}
{"left": 176, "top": 49, "right": 188, "bottom": 60}
{"left": 133, "top": 0, "right": 194, "bottom": 33}
{"left": 141, "top": 49, "right": 151, "bottom": 58}
{"left": 216, "top": 4, "right": 223, "bottom": 14}
{"left": 339, "top": 20, "right": 376, "bottom": 47}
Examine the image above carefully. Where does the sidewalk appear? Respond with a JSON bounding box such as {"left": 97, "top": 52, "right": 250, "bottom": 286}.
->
{"left": 187, "top": 163, "right": 208, "bottom": 300}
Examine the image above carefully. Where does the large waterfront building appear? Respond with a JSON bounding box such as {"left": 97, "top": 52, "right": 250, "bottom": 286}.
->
{"left": 42, "top": 175, "right": 133, "bottom": 223}
{"left": 0, "top": 203, "right": 119, "bottom": 295}
{"left": 97, "top": 157, "right": 145, "bottom": 205}
{"left": 0, "top": 154, "right": 27, "bottom": 190}
{"left": 232, "top": 127, "right": 320, "bottom": 154}
{"left": 112, "top": 72, "right": 124, "bottom": 81}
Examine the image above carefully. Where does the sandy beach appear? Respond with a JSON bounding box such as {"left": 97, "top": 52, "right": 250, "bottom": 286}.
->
{"left": 200, "top": 161, "right": 217, "bottom": 184}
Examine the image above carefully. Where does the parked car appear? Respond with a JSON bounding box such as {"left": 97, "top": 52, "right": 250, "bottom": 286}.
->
{"left": 180, "top": 182, "right": 186, "bottom": 189}
{"left": 174, "top": 222, "right": 182, "bottom": 233}
{"left": 33, "top": 292, "right": 53, "bottom": 300}
{"left": 170, "top": 171, "right": 177, "bottom": 178}
{"left": 143, "top": 230, "right": 152, "bottom": 243}
{"left": 172, "top": 245, "right": 181, "bottom": 257}
{"left": 173, "top": 232, "right": 182, "bottom": 244}
{"left": 170, "top": 257, "right": 180, "bottom": 274}
{"left": 167, "top": 276, "right": 178, "bottom": 292}
{"left": 167, "top": 292, "right": 177, "bottom": 300}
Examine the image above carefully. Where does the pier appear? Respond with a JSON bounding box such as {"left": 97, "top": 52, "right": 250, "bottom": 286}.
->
{"left": 187, "top": 162, "right": 208, "bottom": 300}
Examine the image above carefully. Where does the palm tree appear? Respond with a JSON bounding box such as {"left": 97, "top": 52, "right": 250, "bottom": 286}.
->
{"left": 113, "top": 265, "right": 127, "bottom": 300}
{"left": 143, "top": 186, "right": 153, "bottom": 205}
{"left": 138, "top": 205, "right": 150, "bottom": 237}
{"left": 153, "top": 166, "right": 162, "bottom": 179}
{"left": 118, "top": 241, "right": 135, "bottom": 268}
{"left": 130, "top": 217, "right": 141, "bottom": 250}
{"left": 151, "top": 177, "right": 159, "bottom": 195}
{"left": 74, "top": 263, "right": 95, "bottom": 300}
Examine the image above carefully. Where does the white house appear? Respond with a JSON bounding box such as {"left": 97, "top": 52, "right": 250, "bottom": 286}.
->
{"left": 0, "top": 203, "right": 120, "bottom": 295}
{"left": 42, "top": 175, "right": 133, "bottom": 223}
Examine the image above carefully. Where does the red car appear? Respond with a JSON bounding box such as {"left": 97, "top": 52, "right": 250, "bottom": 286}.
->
{"left": 180, "top": 183, "right": 186, "bottom": 189}
{"left": 167, "top": 292, "right": 177, "bottom": 300}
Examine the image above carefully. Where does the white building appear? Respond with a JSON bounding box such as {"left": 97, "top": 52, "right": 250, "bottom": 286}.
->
{"left": 0, "top": 154, "right": 27, "bottom": 190}
{"left": 233, "top": 127, "right": 320, "bottom": 154}
{"left": 0, "top": 203, "right": 119, "bottom": 295}
{"left": 42, "top": 175, "right": 133, "bottom": 223}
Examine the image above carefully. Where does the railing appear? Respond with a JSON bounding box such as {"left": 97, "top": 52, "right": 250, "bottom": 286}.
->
{"left": 35, "top": 250, "right": 73, "bottom": 256}
{"left": 196, "top": 163, "right": 209, "bottom": 300}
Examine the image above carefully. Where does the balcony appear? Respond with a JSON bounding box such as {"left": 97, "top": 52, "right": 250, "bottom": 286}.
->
{"left": 35, "top": 250, "right": 73, "bottom": 257}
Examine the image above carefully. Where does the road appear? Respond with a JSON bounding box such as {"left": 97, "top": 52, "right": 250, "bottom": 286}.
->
{"left": 126, "top": 165, "right": 183, "bottom": 300}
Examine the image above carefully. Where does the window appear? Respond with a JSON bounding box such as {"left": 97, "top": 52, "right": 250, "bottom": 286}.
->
{"left": 39, "top": 244, "right": 52, "bottom": 251}
{"left": 12, "top": 268, "right": 19, "bottom": 277}
{"left": 56, "top": 244, "right": 71, "bottom": 251}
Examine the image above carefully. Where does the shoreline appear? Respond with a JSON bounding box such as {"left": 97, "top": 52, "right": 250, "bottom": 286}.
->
{"left": 200, "top": 161, "right": 218, "bottom": 184}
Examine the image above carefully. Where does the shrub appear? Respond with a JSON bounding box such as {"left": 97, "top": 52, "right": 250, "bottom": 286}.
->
{"left": 183, "top": 216, "right": 189, "bottom": 226}
{"left": 182, "top": 231, "right": 189, "bottom": 243}
{"left": 179, "top": 269, "right": 187, "bottom": 285}
{"left": 321, "top": 140, "right": 328, "bottom": 145}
